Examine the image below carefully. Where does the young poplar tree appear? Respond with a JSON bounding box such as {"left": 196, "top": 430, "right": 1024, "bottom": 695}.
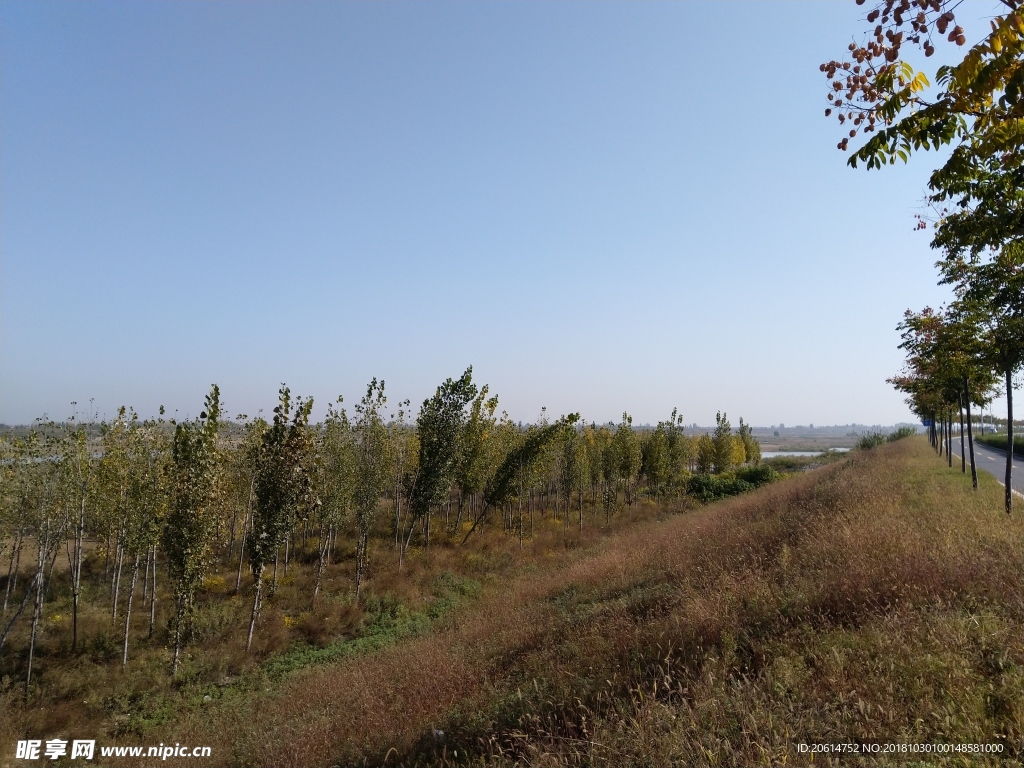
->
{"left": 410, "top": 368, "right": 478, "bottom": 547}
{"left": 229, "top": 418, "right": 268, "bottom": 594}
{"left": 560, "top": 426, "right": 589, "bottom": 532}
{"left": 387, "top": 401, "right": 417, "bottom": 565}
{"left": 310, "top": 398, "right": 354, "bottom": 605}
{"left": 695, "top": 433, "right": 716, "bottom": 475}
{"left": 737, "top": 418, "right": 761, "bottom": 465}
{"left": 611, "top": 413, "right": 641, "bottom": 507}
{"left": 164, "top": 386, "right": 222, "bottom": 675}
{"left": 120, "top": 416, "right": 169, "bottom": 669}
{"left": 712, "top": 412, "right": 735, "bottom": 474}
{"left": 98, "top": 408, "right": 134, "bottom": 621}
{"left": 0, "top": 437, "right": 16, "bottom": 615}
{"left": 13, "top": 431, "right": 66, "bottom": 694}
{"left": 455, "top": 386, "right": 499, "bottom": 532}
{"left": 583, "top": 424, "right": 609, "bottom": 511}
{"left": 58, "top": 421, "right": 94, "bottom": 652}
{"left": 352, "top": 379, "right": 390, "bottom": 601}
{"left": 663, "top": 408, "right": 692, "bottom": 492}
{"left": 246, "top": 386, "right": 315, "bottom": 651}
{"left": 641, "top": 425, "right": 671, "bottom": 499}
{"left": 462, "top": 414, "right": 580, "bottom": 543}
{"left": 600, "top": 426, "right": 622, "bottom": 522}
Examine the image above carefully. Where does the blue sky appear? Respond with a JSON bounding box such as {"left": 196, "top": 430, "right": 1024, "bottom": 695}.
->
{"left": 1, "top": 1, "right": 988, "bottom": 426}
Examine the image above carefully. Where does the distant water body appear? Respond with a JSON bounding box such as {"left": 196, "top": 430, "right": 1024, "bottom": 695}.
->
{"left": 761, "top": 449, "right": 850, "bottom": 458}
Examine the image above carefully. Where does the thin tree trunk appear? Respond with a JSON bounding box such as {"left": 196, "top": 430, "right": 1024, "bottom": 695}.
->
{"left": 143, "top": 545, "right": 151, "bottom": 605}
{"left": 71, "top": 494, "right": 85, "bottom": 651}
{"left": 271, "top": 548, "right": 280, "bottom": 595}
{"left": 959, "top": 397, "right": 966, "bottom": 473}
{"left": 1005, "top": 368, "right": 1014, "bottom": 515}
{"left": 394, "top": 488, "right": 402, "bottom": 550}
{"left": 246, "top": 565, "right": 264, "bottom": 652}
{"left": 44, "top": 544, "right": 60, "bottom": 601}
{"left": 579, "top": 472, "right": 584, "bottom": 533}
{"left": 227, "top": 504, "right": 239, "bottom": 561}
{"left": 965, "top": 379, "right": 978, "bottom": 490}
{"left": 3, "top": 531, "right": 23, "bottom": 614}
{"left": 149, "top": 545, "right": 158, "bottom": 639}
{"left": 354, "top": 531, "right": 368, "bottom": 603}
{"left": 455, "top": 490, "right": 465, "bottom": 533}
{"left": 171, "top": 595, "right": 185, "bottom": 676}
{"left": 25, "top": 537, "right": 47, "bottom": 696}
{"left": 0, "top": 572, "right": 37, "bottom": 653}
{"left": 313, "top": 525, "right": 330, "bottom": 607}
{"left": 947, "top": 415, "right": 953, "bottom": 467}
{"left": 518, "top": 464, "right": 524, "bottom": 551}
{"left": 112, "top": 544, "right": 125, "bottom": 620}
{"left": 121, "top": 553, "right": 141, "bottom": 670}
{"left": 235, "top": 514, "right": 248, "bottom": 594}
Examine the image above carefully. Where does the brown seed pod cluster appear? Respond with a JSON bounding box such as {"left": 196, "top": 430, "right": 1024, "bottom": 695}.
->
{"left": 822, "top": 0, "right": 966, "bottom": 151}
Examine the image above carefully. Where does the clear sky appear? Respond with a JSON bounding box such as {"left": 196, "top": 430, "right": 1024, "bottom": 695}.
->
{"left": 3, "top": 1, "right": 1000, "bottom": 427}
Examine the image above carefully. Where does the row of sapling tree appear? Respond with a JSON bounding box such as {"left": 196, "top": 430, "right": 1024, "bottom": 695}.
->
{"left": 824, "top": 0, "right": 1024, "bottom": 512}
{"left": 0, "top": 368, "right": 766, "bottom": 693}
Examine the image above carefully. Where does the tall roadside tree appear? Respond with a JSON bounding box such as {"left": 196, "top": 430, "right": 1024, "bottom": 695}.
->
{"left": 164, "top": 386, "right": 222, "bottom": 675}
{"left": 924, "top": 153, "right": 1024, "bottom": 511}
{"left": 246, "top": 386, "right": 316, "bottom": 651}
{"left": 946, "top": 250, "right": 1024, "bottom": 511}
{"left": 826, "top": 1, "right": 1024, "bottom": 500}
{"left": 893, "top": 306, "right": 997, "bottom": 487}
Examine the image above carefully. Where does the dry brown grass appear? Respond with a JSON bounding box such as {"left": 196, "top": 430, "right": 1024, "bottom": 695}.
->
{"left": 139, "top": 438, "right": 1024, "bottom": 767}
{"left": 0, "top": 482, "right": 677, "bottom": 760}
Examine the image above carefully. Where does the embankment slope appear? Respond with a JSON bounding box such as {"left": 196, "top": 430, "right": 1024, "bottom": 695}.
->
{"left": 167, "top": 438, "right": 1024, "bottom": 767}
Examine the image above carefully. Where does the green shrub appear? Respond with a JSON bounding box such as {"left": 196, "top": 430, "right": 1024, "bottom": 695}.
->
{"left": 857, "top": 432, "right": 887, "bottom": 450}
{"left": 887, "top": 426, "right": 918, "bottom": 442}
{"left": 735, "top": 464, "right": 780, "bottom": 486}
{"left": 686, "top": 474, "right": 755, "bottom": 503}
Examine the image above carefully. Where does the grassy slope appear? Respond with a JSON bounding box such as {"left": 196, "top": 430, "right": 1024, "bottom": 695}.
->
{"left": 151, "top": 438, "right": 1024, "bottom": 767}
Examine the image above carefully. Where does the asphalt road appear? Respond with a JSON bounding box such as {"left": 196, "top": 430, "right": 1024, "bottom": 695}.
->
{"left": 951, "top": 438, "right": 1024, "bottom": 497}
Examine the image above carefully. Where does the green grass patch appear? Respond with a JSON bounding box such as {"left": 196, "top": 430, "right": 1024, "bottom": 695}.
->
{"left": 976, "top": 432, "right": 1024, "bottom": 458}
